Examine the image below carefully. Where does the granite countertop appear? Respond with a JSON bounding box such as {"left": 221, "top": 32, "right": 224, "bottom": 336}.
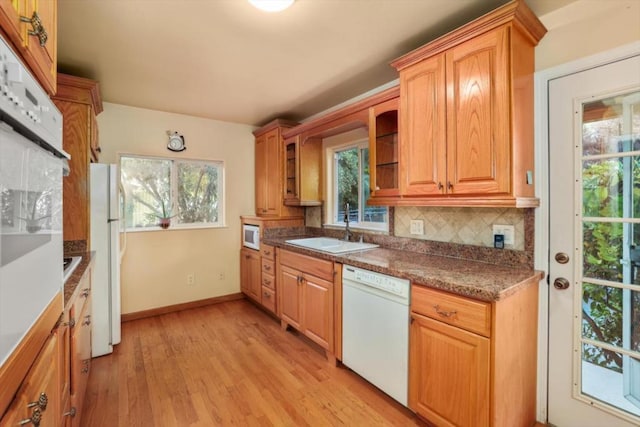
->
{"left": 63, "top": 251, "right": 95, "bottom": 310}
{"left": 263, "top": 236, "right": 543, "bottom": 302}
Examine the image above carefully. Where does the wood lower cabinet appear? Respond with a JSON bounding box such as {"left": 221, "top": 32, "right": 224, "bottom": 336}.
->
{"left": 68, "top": 264, "right": 93, "bottom": 427}
{"left": 0, "top": 332, "right": 60, "bottom": 427}
{"left": 278, "top": 249, "right": 334, "bottom": 354}
{"left": 409, "top": 281, "right": 539, "bottom": 427}
{"left": 240, "top": 248, "right": 261, "bottom": 303}
{"left": 53, "top": 74, "right": 103, "bottom": 244}
{"left": 0, "top": 0, "right": 57, "bottom": 95}
{"left": 392, "top": 0, "right": 546, "bottom": 207}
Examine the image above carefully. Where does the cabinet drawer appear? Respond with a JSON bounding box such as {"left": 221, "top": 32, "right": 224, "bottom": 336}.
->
{"left": 262, "top": 272, "right": 275, "bottom": 290}
{"left": 261, "top": 259, "right": 275, "bottom": 275}
{"left": 411, "top": 285, "right": 491, "bottom": 337}
{"left": 261, "top": 244, "right": 275, "bottom": 260}
{"left": 278, "top": 249, "right": 333, "bottom": 282}
{"left": 261, "top": 286, "right": 276, "bottom": 313}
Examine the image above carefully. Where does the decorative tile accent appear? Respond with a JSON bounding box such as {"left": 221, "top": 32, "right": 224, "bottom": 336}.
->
{"left": 394, "top": 206, "right": 526, "bottom": 251}
{"left": 305, "top": 206, "right": 322, "bottom": 228}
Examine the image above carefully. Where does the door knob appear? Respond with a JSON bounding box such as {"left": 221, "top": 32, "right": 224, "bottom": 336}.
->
{"left": 555, "top": 252, "right": 570, "bottom": 264}
{"left": 553, "top": 277, "right": 570, "bottom": 290}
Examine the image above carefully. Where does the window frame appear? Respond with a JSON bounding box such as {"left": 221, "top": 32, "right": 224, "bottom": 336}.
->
{"left": 323, "top": 137, "right": 388, "bottom": 232}
{"left": 119, "top": 153, "right": 225, "bottom": 232}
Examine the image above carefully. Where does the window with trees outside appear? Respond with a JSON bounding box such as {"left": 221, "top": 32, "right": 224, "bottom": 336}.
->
{"left": 329, "top": 139, "right": 388, "bottom": 231}
{"left": 120, "top": 155, "right": 224, "bottom": 230}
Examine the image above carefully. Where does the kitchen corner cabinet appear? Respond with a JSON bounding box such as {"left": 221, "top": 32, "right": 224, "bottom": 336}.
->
{"left": 254, "top": 119, "right": 303, "bottom": 217}
{"left": 392, "top": 0, "right": 546, "bottom": 207}
{"left": 368, "top": 97, "right": 400, "bottom": 201}
{"left": 0, "top": 0, "right": 57, "bottom": 94}
{"left": 278, "top": 249, "right": 334, "bottom": 355}
{"left": 53, "top": 74, "right": 103, "bottom": 244}
{"left": 409, "top": 281, "right": 539, "bottom": 427}
{"left": 240, "top": 248, "right": 261, "bottom": 302}
{"left": 283, "top": 135, "right": 322, "bottom": 206}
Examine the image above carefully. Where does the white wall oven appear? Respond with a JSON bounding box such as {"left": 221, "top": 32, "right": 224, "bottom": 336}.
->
{"left": 0, "top": 35, "right": 66, "bottom": 367}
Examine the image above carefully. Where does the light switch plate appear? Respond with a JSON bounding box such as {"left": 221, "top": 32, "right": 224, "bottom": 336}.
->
{"left": 493, "top": 224, "right": 515, "bottom": 245}
{"left": 410, "top": 219, "right": 424, "bottom": 235}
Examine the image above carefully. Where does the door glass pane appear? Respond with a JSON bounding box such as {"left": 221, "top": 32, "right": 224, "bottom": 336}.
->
{"left": 580, "top": 89, "right": 640, "bottom": 417}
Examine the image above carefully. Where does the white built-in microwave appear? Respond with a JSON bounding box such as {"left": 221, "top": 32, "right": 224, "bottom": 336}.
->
{"left": 242, "top": 224, "right": 260, "bottom": 250}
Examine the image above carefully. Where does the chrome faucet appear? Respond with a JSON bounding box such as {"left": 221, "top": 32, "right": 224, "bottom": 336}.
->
{"left": 344, "top": 202, "right": 353, "bottom": 241}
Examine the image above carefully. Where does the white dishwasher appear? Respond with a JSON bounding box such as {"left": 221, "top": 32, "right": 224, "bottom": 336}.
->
{"left": 342, "top": 264, "right": 410, "bottom": 406}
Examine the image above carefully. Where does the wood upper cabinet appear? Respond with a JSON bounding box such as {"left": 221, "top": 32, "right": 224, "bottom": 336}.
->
{"left": 53, "top": 74, "right": 103, "bottom": 244}
{"left": 392, "top": 0, "right": 546, "bottom": 207}
{"left": 0, "top": 0, "right": 57, "bottom": 95}
{"left": 283, "top": 135, "right": 322, "bottom": 206}
{"left": 253, "top": 119, "right": 303, "bottom": 217}
{"left": 240, "top": 248, "right": 261, "bottom": 302}
{"left": 409, "top": 279, "right": 539, "bottom": 427}
{"left": 369, "top": 97, "right": 400, "bottom": 200}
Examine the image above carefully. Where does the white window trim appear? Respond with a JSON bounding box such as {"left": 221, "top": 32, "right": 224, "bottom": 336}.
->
{"left": 119, "top": 153, "right": 226, "bottom": 231}
{"left": 323, "top": 137, "right": 388, "bottom": 233}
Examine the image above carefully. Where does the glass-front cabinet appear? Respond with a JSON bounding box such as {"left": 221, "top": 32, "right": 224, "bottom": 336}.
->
{"left": 368, "top": 97, "right": 399, "bottom": 201}
{"left": 283, "top": 135, "right": 322, "bottom": 206}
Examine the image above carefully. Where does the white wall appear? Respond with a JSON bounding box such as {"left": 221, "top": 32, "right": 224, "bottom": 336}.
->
{"left": 97, "top": 103, "right": 255, "bottom": 314}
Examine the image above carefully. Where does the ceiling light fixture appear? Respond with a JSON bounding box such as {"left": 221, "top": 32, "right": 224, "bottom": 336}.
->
{"left": 249, "top": 0, "right": 295, "bottom": 13}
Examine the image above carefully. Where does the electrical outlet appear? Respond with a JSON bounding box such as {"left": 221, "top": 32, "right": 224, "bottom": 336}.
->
{"left": 410, "top": 219, "right": 424, "bottom": 235}
{"left": 219, "top": 272, "right": 225, "bottom": 281}
{"left": 187, "top": 273, "right": 195, "bottom": 286}
{"left": 492, "top": 224, "right": 515, "bottom": 246}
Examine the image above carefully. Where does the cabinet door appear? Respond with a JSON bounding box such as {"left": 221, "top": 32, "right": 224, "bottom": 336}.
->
{"left": 255, "top": 134, "right": 268, "bottom": 215}
{"left": 240, "top": 249, "right": 261, "bottom": 302}
{"left": 70, "top": 293, "right": 92, "bottom": 427}
{"left": 279, "top": 265, "right": 302, "bottom": 329}
{"left": 283, "top": 137, "right": 298, "bottom": 203}
{"left": 446, "top": 27, "right": 510, "bottom": 196}
{"left": 0, "top": 333, "right": 59, "bottom": 427}
{"left": 399, "top": 53, "right": 447, "bottom": 196}
{"left": 369, "top": 98, "right": 400, "bottom": 198}
{"left": 302, "top": 274, "right": 333, "bottom": 351}
{"left": 409, "top": 314, "right": 490, "bottom": 427}
{"left": 264, "top": 128, "right": 281, "bottom": 216}
{"left": 24, "top": 0, "right": 57, "bottom": 94}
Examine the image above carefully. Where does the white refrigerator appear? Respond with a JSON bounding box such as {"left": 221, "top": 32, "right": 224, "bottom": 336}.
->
{"left": 90, "top": 163, "right": 125, "bottom": 357}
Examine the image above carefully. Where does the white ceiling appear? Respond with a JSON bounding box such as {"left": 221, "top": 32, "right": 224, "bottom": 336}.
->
{"left": 57, "top": 0, "right": 574, "bottom": 127}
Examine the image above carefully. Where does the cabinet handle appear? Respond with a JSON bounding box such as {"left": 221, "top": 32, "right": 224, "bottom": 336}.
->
{"left": 437, "top": 182, "right": 443, "bottom": 191}
{"left": 83, "top": 315, "right": 91, "bottom": 326}
{"left": 81, "top": 288, "right": 90, "bottom": 298}
{"left": 433, "top": 304, "right": 457, "bottom": 318}
{"left": 63, "top": 408, "right": 77, "bottom": 418}
{"left": 26, "top": 393, "right": 48, "bottom": 411}
{"left": 20, "top": 11, "right": 48, "bottom": 47}
{"left": 96, "top": 147, "right": 102, "bottom": 153}
{"left": 447, "top": 181, "right": 453, "bottom": 190}
{"left": 18, "top": 407, "right": 42, "bottom": 426}
{"left": 263, "top": 291, "right": 270, "bottom": 298}
{"left": 264, "top": 265, "right": 271, "bottom": 271}
{"left": 264, "top": 279, "right": 271, "bottom": 285}
{"left": 63, "top": 318, "right": 76, "bottom": 328}
{"left": 264, "top": 251, "right": 271, "bottom": 256}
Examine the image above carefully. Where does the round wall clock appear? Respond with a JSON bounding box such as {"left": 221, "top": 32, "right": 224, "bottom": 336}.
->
{"left": 167, "top": 131, "right": 186, "bottom": 152}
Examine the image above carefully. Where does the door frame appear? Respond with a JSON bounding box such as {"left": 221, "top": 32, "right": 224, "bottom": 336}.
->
{"left": 533, "top": 40, "right": 640, "bottom": 422}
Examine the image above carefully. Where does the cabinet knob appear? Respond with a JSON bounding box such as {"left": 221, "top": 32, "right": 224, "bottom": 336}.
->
{"left": 83, "top": 315, "right": 91, "bottom": 326}
{"left": 26, "top": 393, "right": 48, "bottom": 411}
{"left": 18, "top": 407, "right": 42, "bottom": 426}
{"left": 81, "top": 288, "right": 90, "bottom": 298}
{"left": 263, "top": 291, "right": 270, "bottom": 298}
{"left": 96, "top": 147, "right": 102, "bottom": 153}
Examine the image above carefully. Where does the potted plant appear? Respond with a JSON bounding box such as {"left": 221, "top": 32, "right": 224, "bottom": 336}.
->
{"left": 155, "top": 199, "right": 175, "bottom": 229}
{"left": 20, "top": 191, "right": 50, "bottom": 233}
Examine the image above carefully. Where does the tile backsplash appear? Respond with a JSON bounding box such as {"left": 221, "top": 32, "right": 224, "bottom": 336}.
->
{"left": 394, "top": 206, "right": 526, "bottom": 251}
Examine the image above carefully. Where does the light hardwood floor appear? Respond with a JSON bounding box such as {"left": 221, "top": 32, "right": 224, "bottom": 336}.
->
{"left": 81, "top": 299, "right": 425, "bottom": 426}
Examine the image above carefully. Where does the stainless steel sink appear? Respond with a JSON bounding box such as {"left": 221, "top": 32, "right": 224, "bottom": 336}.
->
{"left": 285, "top": 237, "right": 379, "bottom": 254}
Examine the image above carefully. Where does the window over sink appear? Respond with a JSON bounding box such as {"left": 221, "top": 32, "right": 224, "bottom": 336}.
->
{"left": 120, "top": 155, "right": 224, "bottom": 230}
{"left": 325, "top": 137, "right": 388, "bottom": 232}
